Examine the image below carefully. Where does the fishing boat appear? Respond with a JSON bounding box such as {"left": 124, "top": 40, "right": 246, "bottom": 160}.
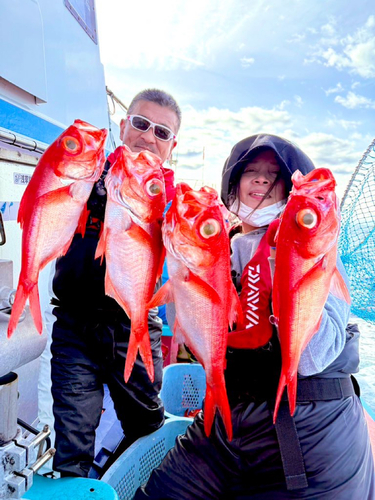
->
{"left": 0, "top": 1, "right": 123, "bottom": 498}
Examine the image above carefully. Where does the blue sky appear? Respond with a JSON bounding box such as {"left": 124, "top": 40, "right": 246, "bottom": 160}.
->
{"left": 95, "top": 0, "right": 374, "bottom": 198}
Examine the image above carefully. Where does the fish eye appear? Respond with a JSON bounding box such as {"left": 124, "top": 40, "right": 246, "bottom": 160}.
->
{"left": 62, "top": 136, "right": 80, "bottom": 153}
{"left": 296, "top": 208, "right": 318, "bottom": 229}
{"left": 146, "top": 179, "right": 163, "bottom": 196}
{"left": 199, "top": 218, "right": 221, "bottom": 239}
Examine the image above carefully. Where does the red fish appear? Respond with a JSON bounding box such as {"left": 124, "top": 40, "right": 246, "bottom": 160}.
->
{"left": 95, "top": 145, "right": 166, "bottom": 383}
{"left": 149, "top": 183, "right": 243, "bottom": 440}
{"left": 8, "top": 120, "right": 107, "bottom": 337}
{"left": 270, "top": 168, "right": 351, "bottom": 422}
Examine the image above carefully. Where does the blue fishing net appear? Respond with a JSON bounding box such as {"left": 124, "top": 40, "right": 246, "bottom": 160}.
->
{"left": 338, "top": 139, "right": 375, "bottom": 323}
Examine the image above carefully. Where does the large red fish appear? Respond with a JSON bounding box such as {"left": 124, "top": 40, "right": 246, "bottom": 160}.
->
{"left": 149, "top": 183, "right": 243, "bottom": 440}
{"left": 95, "top": 145, "right": 166, "bottom": 383}
{"left": 8, "top": 120, "right": 107, "bottom": 337}
{"left": 270, "top": 168, "right": 351, "bottom": 422}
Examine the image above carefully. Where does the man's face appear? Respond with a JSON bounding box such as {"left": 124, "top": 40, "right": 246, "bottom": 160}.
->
{"left": 120, "top": 100, "right": 178, "bottom": 163}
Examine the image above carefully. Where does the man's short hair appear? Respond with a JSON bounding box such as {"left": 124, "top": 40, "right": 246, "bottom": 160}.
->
{"left": 128, "top": 89, "right": 182, "bottom": 132}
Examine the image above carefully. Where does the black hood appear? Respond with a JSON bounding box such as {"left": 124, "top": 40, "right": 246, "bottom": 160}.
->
{"left": 221, "top": 134, "right": 315, "bottom": 208}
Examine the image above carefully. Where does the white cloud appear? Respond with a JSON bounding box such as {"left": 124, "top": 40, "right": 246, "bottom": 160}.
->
{"left": 288, "top": 33, "right": 306, "bottom": 43}
{"left": 276, "top": 100, "right": 290, "bottom": 110}
{"left": 172, "top": 55, "right": 205, "bottom": 67}
{"left": 324, "top": 82, "right": 344, "bottom": 95}
{"left": 321, "top": 21, "right": 337, "bottom": 38}
{"left": 96, "top": 0, "right": 256, "bottom": 72}
{"left": 326, "top": 116, "right": 361, "bottom": 131}
{"left": 366, "top": 15, "right": 375, "bottom": 28}
{"left": 294, "top": 95, "right": 303, "bottom": 107}
{"left": 240, "top": 57, "right": 255, "bottom": 68}
{"left": 320, "top": 47, "right": 351, "bottom": 70}
{"left": 335, "top": 91, "right": 375, "bottom": 109}
{"left": 344, "top": 36, "right": 375, "bottom": 78}
{"left": 308, "top": 15, "right": 375, "bottom": 78}
{"left": 297, "top": 133, "right": 363, "bottom": 171}
{"left": 296, "top": 132, "right": 369, "bottom": 197}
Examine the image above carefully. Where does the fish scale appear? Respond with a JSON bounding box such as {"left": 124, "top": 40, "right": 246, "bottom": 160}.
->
{"left": 95, "top": 145, "right": 166, "bottom": 383}
{"left": 8, "top": 119, "right": 107, "bottom": 337}
{"left": 271, "top": 168, "right": 351, "bottom": 422}
{"left": 148, "top": 183, "right": 243, "bottom": 440}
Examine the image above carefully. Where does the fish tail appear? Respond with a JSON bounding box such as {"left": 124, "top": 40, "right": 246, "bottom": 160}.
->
{"left": 287, "top": 374, "right": 298, "bottom": 417}
{"left": 29, "top": 284, "right": 43, "bottom": 334}
{"left": 76, "top": 204, "right": 90, "bottom": 237}
{"left": 273, "top": 372, "right": 287, "bottom": 424}
{"left": 204, "top": 382, "right": 233, "bottom": 441}
{"left": 8, "top": 280, "right": 42, "bottom": 337}
{"left": 8, "top": 284, "right": 28, "bottom": 338}
{"left": 124, "top": 324, "right": 154, "bottom": 383}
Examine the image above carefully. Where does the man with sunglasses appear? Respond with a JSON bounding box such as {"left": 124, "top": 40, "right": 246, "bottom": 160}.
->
{"left": 49, "top": 89, "right": 181, "bottom": 478}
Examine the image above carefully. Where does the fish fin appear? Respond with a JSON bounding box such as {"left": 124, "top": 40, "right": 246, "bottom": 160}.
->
{"left": 76, "top": 205, "right": 90, "bottom": 237}
{"left": 18, "top": 185, "right": 72, "bottom": 228}
{"left": 173, "top": 319, "right": 186, "bottom": 345}
{"left": 39, "top": 230, "right": 77, "bottom": 267}
{"left": 8, "top": 280, "right": 42, "bottom": 337}
{"left": 41, "top": 236, "right": 76, "bottom": 265}
{"left": 330, "top": 268, "right": 351, "bottom": 304}
{"left": 148, "top": 281, "right": 173, "bottom": 308}
{"left": 95, "top": 227, "right": 108, "bottom": 264}
{"left": 104, "top": 272, "right": 131, "bottom": 317}
{"left": 29, "top": 284, "right": 43, "bottom": 334}
{"left": 18, "top": 194, "right": 29, "bottom": 228}
{"left": 266, "top": 218, "right": 281, "bottom": 246}
{"left": 298, "top": 255, "right": 329, "bottom": 284}
{"left": 228, "top": 285, "right": 244, "bottom": 330}
{"left": 287, "top": 373, "right": 298, "bottom": 417}
{"left": 273, "top": 371, "right": 298, "bottom": 423}
{"left": 101, "top": 273, "right": 154, "bottom": 382}
{"left": 125, "top": 322, "right": 154, "bottom": 383}
{"left": 8, "top": 283, "right": 29, "bottom": 337}
{"left": 187, "top": 273, "right": 221, "bottom": 306}
{"left": 273, "top": 372, "right": 286, "bottom": 423}
{"left": 155, "top": 246, "right": 166, "bottom": 283}
{"left": 127, "top": 222, "right": 154, "bottom": 246}
{"left": 204, "top": 382, "right": 233, "bottom": 441}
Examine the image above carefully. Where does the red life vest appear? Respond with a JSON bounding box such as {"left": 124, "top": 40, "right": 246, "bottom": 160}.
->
{"left": 227, "top": 233, "right": 274, "bottom": 349}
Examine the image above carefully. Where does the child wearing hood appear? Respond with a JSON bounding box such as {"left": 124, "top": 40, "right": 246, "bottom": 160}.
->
{"left": 134, "top": 134, "right": 375, "bottom": 499}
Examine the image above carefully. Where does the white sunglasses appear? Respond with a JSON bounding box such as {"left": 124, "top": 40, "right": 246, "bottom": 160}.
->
{"left": 127, "top": 115, "right": 176, "bottom": 142}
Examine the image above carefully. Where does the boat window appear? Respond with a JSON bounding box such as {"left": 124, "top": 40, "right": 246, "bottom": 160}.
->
{"left": 64, "top": 0, "right": 98, "bottom": 44}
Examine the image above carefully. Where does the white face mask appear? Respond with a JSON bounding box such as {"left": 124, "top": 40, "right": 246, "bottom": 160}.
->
{"left": 229, "top": 199, "right": 286, "bottom": 227}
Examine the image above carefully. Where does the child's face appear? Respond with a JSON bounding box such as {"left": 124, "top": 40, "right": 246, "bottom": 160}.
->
{"left": 239, "top": 150, "right": 286, "bottom": 209}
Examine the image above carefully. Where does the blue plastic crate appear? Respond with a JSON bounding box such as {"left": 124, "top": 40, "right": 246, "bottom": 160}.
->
{"left": 23, "top": 476, "right": 118, "bottom": 499}
{"left": 160, "top": 363, "right": 206, "bottom": 419}
{"left": 101, "top": 418, "right": 191, "bottom": 500}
